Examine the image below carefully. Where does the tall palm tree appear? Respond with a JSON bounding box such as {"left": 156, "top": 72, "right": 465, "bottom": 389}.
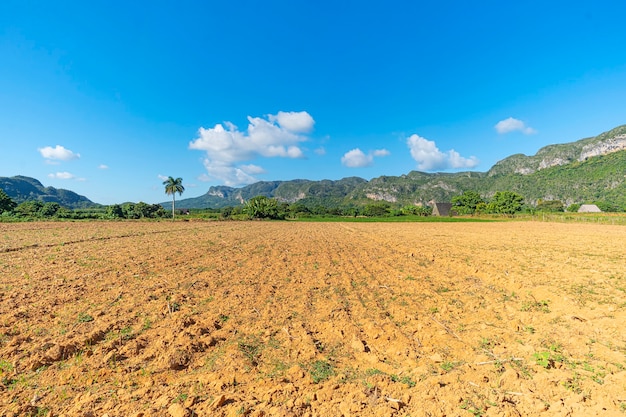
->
{"left": 163, "top": 176, "right": 185, "bottom": 219}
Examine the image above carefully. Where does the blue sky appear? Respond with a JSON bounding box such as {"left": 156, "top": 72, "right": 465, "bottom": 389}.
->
{"left": 1, "top": 1, "right": 625, "bottom": 205}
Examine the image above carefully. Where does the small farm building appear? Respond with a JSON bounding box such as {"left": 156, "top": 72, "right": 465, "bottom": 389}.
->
{"left": 578, "top": 204, "right": 601, "bottom": 213}
{"left": 432, "top": 202, "right": 457, "bottom": 216}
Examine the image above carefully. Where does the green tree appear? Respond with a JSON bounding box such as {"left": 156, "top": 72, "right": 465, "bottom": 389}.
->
{"left": 15, "top": 200, "right": 44, "bottom": 218}
{"left": 487, "top": 191, "right": 524, "bottom": 215}
{"left": 451, "top": 191, "right": 484, "bottom": 215}
{"left": 536, "top": 199, "right": 564, "bottom": 212}
{"left": 40, "top": 202, "right": 61, "bottom": 217}
{"left": 288, "top": 202, "right": 311, "bottom": 218}
{"left": 593, "top": 201, "right": 621, "bottom": 212}
{"left": 106, "top": 204, "right": 124, "bottom": 219}
{"left": 134, "top": 202, "right": 152, "bottom": 218}
{"left": 243, "top": 196, "right": 282, "bottom": 219}
{"left": 363, "top": 202, "right": 391, "bottom": 217}
{"left": 221, "top": 206, "right": 234, "bottom": 219}
{"left": 122, "top": 203, "right": 139, "bottom": 219}
{"left": 0, "top": 189, "right": 17, "bottom": 214}
{"left": 163, "top": 176, "right": 185, "bottom": 219}
{"left": 566, "top": 203, "right": 581, "bottom": 213}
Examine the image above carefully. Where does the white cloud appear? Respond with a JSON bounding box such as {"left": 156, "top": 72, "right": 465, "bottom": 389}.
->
{"left": 494, "top": 117, "right": 537, "bottom": 134}
{"left": 198, "top": 161, "right": 260, "bottom": 185}
{"left": 342, "top": 149, "right": 372, "bottom": 168}
{"left": 98, "top": 164, "right": 109, "bottom": 170}
{"left": 157, "top": 174, "right": 169, "bottom": 181}
{"left": 407, "top": 134, "right": 479, "bottom": 171}
{"left": 240, "top": 164, "right": 266, "bottom": 175}
{"left": 314, "top": 147, "right": 326, "bottom": 156}
{"left": 268, "top": 111, "right": 315, "bottom": 133}
{"left": 341, "top": 148, "right": 390, "bottom": 168}
{"left": 189, "top": 111, "right": 314, "bottom": 186}
{"left": 38, "top": 145, "right": 80, "bottom": 161}
{"left": 48, "top": 171, "right": 75, "bottom": 180}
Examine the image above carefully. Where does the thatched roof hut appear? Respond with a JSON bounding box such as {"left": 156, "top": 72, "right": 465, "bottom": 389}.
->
{"left": 432, "top": 202, "right": 456, "bottom": 216}
{"left": 578, "top": 204, "right": 602, "bottom": 213}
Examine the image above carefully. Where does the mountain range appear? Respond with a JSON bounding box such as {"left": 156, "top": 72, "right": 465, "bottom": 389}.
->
{"left": 166, "top": 125, "right": 626, "bottom": 209}
{"left": 0, "top": 175, "right": 98, "bottom": 209}
{"left": 2, "top": 125, "right": 625, "bottom": 210}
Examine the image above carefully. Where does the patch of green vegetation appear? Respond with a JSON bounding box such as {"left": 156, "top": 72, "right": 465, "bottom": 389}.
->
{"left": 142, "top": 317, "right": 152, "bottom": 331}
{"left": 77, "top": 312, "right": 94, "bottom": 323}
{"left": 562, "top": 373, "right": 583, "bottom": 393}
{"left": 533, "top": 342, "right": 566, "bottom": 369}
{"left": 309, "top": 360, "right": 335, "bottom": 383}
{"left": 238, "top": 337, "right": 263, "bottom": 367}
{"left": 440, "top": 361, "right": 461, "bottom": 372}
{"left": 460, "top": 399, "right": 484, "bottom": 416}
{"left": 0, "top": 359, "right": 15, "bottom": 386}
{"left": 365, "top": 368, "right": 384, "bottom": 376}
{"left": 520, "top": 299, "right": 550, "bottom": 313}
{"left": 510, "top": 358, "right": 533, "bottom": 379}
{"left": 120, "top": 326, "right": 133, "bottom": 341}
{"left": 390, "top": 374, "right": 416, "bottom": 387}
{"left": 479, "top": 337, "right": 495, "bottom": 350}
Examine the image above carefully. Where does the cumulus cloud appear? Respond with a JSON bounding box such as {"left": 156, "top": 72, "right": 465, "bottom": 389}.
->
{"left": 48, "top": 171, "right": 75, "bottom": 180}
{"left": 494, "top": 117, "right": 537, "bottom": 134}
{"left": 98, "top": 164, "right": 109, "bottom": 170}
{"left": 38, "top": 145, "right": 80, "bottom": 161}
{"left": 268, "top": 111, "right": 315, "bottom": 133}
{"left": 189, "top": 111, "right": 314, "bottom": 186}
{"left": 341, "top": 148, "right": 390, "bottom": 168}
{"left": 407, "top": 134, "right": 479, "bottom": 171}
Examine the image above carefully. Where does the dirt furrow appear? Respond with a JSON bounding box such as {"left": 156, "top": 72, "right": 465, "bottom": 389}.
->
{"left": 1, "top": 221, "right": 624, "bottom": 416}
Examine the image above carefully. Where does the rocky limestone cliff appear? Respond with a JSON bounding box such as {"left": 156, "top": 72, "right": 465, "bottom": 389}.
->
{"left": 579, "top": 134, "right": 626, "bottom": 160}
{"left": 490, "top": 125, "right": 626, "bottom": 176}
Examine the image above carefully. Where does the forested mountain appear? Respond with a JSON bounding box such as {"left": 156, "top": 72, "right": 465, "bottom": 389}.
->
{"left": 0, "top": 176, "right": 98, "bottom": 209}
{"left": 171, "top": 125, "right": 626, "bottom": 209}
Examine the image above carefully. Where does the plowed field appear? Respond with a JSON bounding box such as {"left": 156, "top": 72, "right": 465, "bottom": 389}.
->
{"left": 1, "top": 221, "right": 625, "bottom": 416}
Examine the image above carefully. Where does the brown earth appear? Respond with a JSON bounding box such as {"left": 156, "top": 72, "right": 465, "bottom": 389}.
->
{"left": 0, "top": 220, "right": 625, "bottom": 416}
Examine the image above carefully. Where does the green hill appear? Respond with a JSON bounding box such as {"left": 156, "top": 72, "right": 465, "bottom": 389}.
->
{"left": 0, "top": 176, "right": 99, "bottom": 209}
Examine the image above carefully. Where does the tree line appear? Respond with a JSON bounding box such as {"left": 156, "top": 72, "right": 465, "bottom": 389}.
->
{"left": 1, "top": 185, "right": 621, "bottom": 222}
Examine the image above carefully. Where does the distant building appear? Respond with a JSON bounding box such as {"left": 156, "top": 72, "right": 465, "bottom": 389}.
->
{"left": 578, "top": 204, "right": 601, "bottom": 213}
{"left": 432, "top": 202, "right": 457, "bottom": 216}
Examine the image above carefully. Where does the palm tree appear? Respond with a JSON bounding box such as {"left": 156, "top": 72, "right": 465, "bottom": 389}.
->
{"left": 163, "top": 176, "right": 185, "bottom": 219}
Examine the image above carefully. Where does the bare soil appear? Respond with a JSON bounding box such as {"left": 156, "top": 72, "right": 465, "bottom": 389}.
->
{"left": 1, "top": 221, "right": 625, "bottom": 416}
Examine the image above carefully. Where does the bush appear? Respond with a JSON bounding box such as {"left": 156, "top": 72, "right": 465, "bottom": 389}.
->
{"left": 536, "top": 199, "right": 564, "bottom": 212}
{"left": 243, "top": 196, "right": 284, "bottom": 219}
{"left": 487, "top": 191, "right": 524, "bottom": 215}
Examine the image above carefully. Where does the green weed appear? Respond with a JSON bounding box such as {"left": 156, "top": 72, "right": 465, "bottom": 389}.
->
{"left": 521, "top": 299, "right": 550, "bottom": 313}
{"left": 460, "top": 399, "right": 484, "bottom": 416}
{"left": 440, "top": 361, "right": 460, "bottom": 372}
{"left": 390, "top": 374, "right": 416, "bottom": 387}
{"left": 77, "top": 312, "right": 94, "bottom": 323}
{"left": 238, "top": 338, "right": 263, "bottom": 367}
{"left": 310, "top": 360, "right": 334, "bottom": 383}
{"left": 533, "top": 343, "right": 566, "bottom": 369}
